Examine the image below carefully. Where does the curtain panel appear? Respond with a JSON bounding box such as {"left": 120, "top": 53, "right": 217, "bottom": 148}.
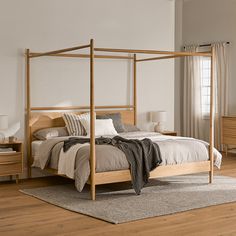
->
{"left": 183, "top": 45, "right": 204, "bottom": 139}
{"left": 212, "top": 42, "right": 229, "bottom": 149}
{"left": 182, "top": 42, "right": 229, "bottom": 150}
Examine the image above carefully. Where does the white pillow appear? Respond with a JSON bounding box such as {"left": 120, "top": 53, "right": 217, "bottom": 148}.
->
{"left": 80, "top": 118, "right": 118, "bottom": 136}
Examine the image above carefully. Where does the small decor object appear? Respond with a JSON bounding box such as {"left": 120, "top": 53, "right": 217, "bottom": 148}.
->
{"left": 0, "top": 118, "right": 20, "bottom": 143}
{"left": 0, "top": 115, "right": 8, "bottom": 142}
{"left": 151, "top": 111, "right": 167, "bottom": 132}
{"left": 9, "top": 136, "right": 17, "bottom": 143}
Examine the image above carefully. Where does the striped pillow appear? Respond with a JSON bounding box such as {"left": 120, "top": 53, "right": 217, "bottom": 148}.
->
{"left": 62, "top": 113, "right": 88, "bottom": 136}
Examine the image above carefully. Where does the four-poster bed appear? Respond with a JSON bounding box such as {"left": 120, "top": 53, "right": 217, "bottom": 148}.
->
{"left": 25, "top": 39, "right": 215, "bottom": 200}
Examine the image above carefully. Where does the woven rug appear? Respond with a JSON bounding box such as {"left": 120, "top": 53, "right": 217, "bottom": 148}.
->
{"left": 20, "top": 174, "right": 236, "bottom": 224}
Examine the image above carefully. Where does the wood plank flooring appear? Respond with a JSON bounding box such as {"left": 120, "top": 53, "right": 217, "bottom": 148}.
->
{"left": 1, "top": 154, "right": 236, "bottom": 236}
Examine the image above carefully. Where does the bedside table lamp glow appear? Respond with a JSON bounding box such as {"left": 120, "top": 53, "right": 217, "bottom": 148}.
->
{"left": 151, "top": 111, "right": 167, "bottom": 132}
{"left": 0, "top": 115, "right": 8, "bottom": 142}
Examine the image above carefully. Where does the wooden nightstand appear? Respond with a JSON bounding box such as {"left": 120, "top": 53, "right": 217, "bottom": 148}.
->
{"left": 160, "top": 131, "right": 177, "bottom": 136}
{"left": 0, "top": 141, "right": 23, "bottom": 183}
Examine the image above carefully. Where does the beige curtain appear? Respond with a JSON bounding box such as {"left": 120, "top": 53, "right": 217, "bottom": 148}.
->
{"left": 183, "top": 45, "right": 204, "bottom": 139}
{"left": 183, "top": 43, "right": 229, "bottom": 150}
{"left": 212, "top": 42, "right": 229, "bottom": 149}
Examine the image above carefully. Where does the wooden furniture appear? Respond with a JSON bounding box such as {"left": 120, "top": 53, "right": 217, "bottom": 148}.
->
{"left": 25, "top": 39, "right": 215, "bottom": 200}
{"left": 0, "top": 141, "right": 23, "bottom": 183}
{"left": 160, "top": 131, "right": 177, "bottom": 136}
{"left": 221, "top": 116, "right": 236, "bottom": 156}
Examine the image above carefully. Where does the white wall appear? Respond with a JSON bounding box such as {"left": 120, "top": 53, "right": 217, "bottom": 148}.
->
{"left": 183, "top": 0, "right": 236, "bottom": 114}
{"left": 0, "top": 0, "right": 175, "bottom": 178}
{"left": 175, "top": 0, "right": 236, "bottom": 134}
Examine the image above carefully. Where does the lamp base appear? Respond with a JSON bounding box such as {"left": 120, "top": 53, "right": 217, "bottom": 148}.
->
{"left": 0, "top": 132, "right": 5, "bottom": 143}
{"left": 154, "top": 123, "right": 165, "bottom": 133}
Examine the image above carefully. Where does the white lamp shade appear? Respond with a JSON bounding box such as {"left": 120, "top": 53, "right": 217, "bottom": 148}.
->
{"left": 151, "top": 111, "right": 167, "bottom": 122}
{"left": 0, "top": 115, "right": 8, "bottom": 130}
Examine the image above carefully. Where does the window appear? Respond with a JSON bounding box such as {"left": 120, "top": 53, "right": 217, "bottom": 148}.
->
{"left": 200, "top": 58, "right": 211, "bottom": 117}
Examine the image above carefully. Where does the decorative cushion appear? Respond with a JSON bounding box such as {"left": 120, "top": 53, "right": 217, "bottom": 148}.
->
{"left": 96, "top": 113, "right": 125, "bottom": 133}
{"left": 80, "top": 118, "right": 118, "bottom": 136}
{"left": 123, "top": 124, "right": 140, "bottom": 132}
{"left": 62, "top": 113, "right": 88, "bottom": 136}
{"left": 33, "top": 127, "right": 68, "bottom": 140}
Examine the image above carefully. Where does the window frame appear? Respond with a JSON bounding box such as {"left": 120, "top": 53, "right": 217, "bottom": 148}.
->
{"left": 200, "top": 57, "right": 211, "bottom": 120}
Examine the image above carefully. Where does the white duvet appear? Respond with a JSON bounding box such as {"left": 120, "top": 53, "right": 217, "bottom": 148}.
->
{"left": 57, "top": 131, "right": 222, "bottom": 180}
{"left": 120, "top": 131, "right": 222, "bottom": 168}
{"left": 58, "top": 143, "right": 89, "bottom": 178}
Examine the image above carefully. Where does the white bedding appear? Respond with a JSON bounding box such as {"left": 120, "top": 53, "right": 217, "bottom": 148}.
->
{"left": 32, "top": 132, "right": 222, "bottom": 183}
{"left": 120, "top": 131, "right": 222, "bottom": 168}
{"left": 31, "top": 140, "right": 43, "bottom": 167}
{"left": 58, "top": 143, "right": 89, "bottom": 178}
{"left": 32, "top": 140, "right": 43, "bottom": 156}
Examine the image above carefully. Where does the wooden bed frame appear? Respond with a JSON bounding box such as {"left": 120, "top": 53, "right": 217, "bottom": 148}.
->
{"left": 25, "top": 39, "right": 215, "bottom": 200}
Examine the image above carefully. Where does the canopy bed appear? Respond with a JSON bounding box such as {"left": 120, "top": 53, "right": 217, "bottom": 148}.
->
{"left": 25, "top": 39, "right": 217, "bottom": 200}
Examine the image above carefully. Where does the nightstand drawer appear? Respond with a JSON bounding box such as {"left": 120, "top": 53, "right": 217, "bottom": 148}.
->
{"left": 0, "top": 152, "right": 22, "bottom": 163}
{"left": 0, "top": 153, "right": 22, "bottom": 175}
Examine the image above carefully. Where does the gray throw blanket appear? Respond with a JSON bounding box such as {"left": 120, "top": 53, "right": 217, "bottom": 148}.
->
{"left": 64, "top": 136, "right": 162, "bottom": 194}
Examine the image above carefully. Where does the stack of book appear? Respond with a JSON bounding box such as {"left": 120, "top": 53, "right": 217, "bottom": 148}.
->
{"left": 0, "top": 147, "right": 16, "bottom": 154}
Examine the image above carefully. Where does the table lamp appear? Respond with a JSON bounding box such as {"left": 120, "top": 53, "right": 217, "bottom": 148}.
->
{"left": 151, "top": 111, "right": 167, "bottom": 132}
{"left": 0, "top": 115, "right": 8, "bottom": 142}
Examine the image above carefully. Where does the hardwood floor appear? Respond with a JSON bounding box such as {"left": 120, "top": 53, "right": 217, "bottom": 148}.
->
{"left": 1, "top": 154, "right": 236, "bottom": 236}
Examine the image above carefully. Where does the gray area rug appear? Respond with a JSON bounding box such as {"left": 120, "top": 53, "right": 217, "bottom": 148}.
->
{"left": 20, "top": 174, "right": 236, "bottom": 224}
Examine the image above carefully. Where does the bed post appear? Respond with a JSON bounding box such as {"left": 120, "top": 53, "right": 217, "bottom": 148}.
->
{"left": 133, "top": 54, "right": 137, "bottom": 125}
{"left": 90, "top": 39, "right": 96, "bottom": 200}
{"left": 209, "top": 47, "right": 215, "bottom": 183}
{"left": 26, "top": 49, "right": 32, "bottom": 178}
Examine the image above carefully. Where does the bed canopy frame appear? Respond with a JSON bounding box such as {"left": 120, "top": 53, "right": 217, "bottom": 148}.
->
{"left": 25, "top": 39, "right": 215, "bottom": 200}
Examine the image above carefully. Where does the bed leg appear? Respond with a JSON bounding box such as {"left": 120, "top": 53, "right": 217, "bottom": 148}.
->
{"left": 91, "top": 184, "right": 96, "bottom": 200}
{"left": 28, "top": 166, "right": 32, "bottom": 179}
{"left": 209, "top": 47, "right": 214, "bottom": 184}
{"left": 209, "top": 170, "right": 213, "bottom": 183}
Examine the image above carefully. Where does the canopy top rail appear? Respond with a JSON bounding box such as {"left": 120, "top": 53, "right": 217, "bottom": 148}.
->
{"left": 30, "top": 105, "right": 134, "bottom": 111}
{"left": 27, "top": 42, "right": 212, "bottom": 61}
{"left": 136, "top": 55, "right": 185, "bottom": 62}
{"left": 136, "top": 52, "right": 211, "bottom": 62}
{"left": 94, "top": 47, "right": 212, "bottom": 57}
{"left": 28, "top": 52, "right": 134, "bottom": 60}
{"left": 29, "top": 44, "right": 90, "bottom": 58}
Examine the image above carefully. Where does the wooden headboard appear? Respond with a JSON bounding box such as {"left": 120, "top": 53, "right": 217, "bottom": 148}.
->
{"left": 30, "top": 110, "right": 135, "bottom": 141}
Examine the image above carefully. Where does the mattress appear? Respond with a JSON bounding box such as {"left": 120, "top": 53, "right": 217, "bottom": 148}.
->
{"left": 32, "top": 131, "right": 222, "bottom": 192}
{"left": 33, "top": 132, "right": 222, "bottom": 171}
{"left": 48, "top": 136, "right": 210, "bottom": 169}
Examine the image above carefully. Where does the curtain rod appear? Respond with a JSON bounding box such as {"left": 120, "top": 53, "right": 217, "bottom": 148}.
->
{"left": 199, "top": 42, "right": 230, "bottom": 47}
{"left": 184, "top": 42, "right": 230, "bottom": 49}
